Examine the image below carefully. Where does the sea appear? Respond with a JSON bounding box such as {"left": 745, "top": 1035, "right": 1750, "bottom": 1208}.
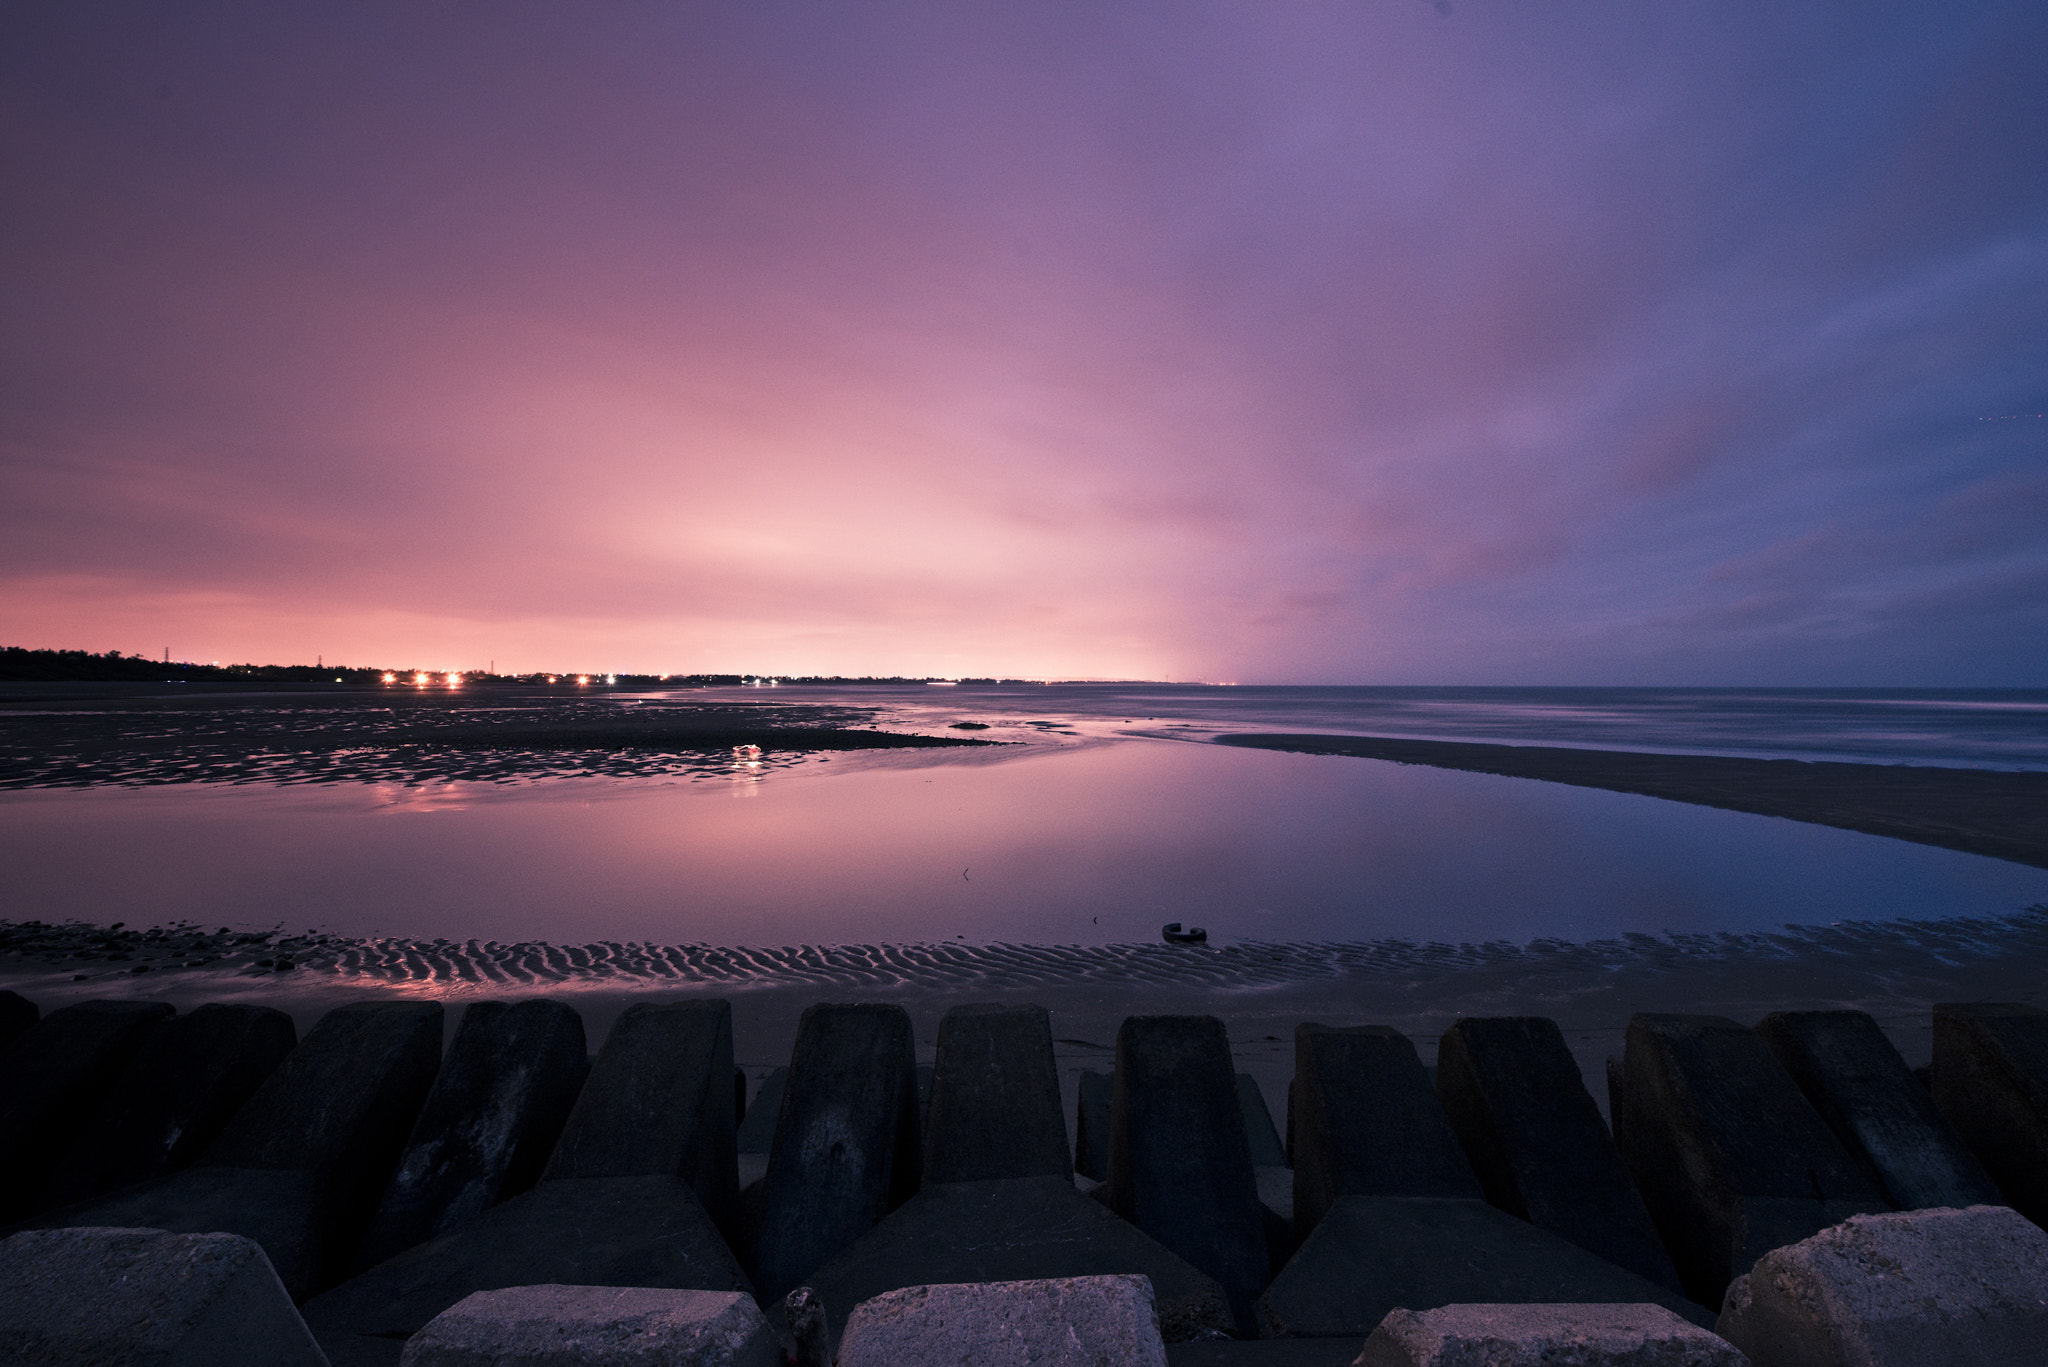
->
{"left": 3, "top": 684, "right": 2045, "bottom": 951}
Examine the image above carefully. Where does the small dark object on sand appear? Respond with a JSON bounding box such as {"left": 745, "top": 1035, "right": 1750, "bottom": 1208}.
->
{"left": 785, "top": 1286, "right": 829, "bottom": 1367}
{"left": 1162, "top": 923, "right": 1208, "bottom": 945}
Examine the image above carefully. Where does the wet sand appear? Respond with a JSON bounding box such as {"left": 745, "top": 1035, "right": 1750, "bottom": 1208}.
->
{"left": 0, "top": 683, "right": 992, "bottom": 787}
{"left": 1219, "top": 733, "right": 2048, "bottom": 870}
{"left": 6, "top": 909, "right": 2044, "bottom": 1128}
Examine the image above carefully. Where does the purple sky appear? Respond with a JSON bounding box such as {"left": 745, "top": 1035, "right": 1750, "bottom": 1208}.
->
{"left": 4, "top": 2, "right": 2045, "bottom": 683}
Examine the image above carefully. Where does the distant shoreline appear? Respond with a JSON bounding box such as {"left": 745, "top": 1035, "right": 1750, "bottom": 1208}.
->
{"left": 1217, "top": 733, "right": 2048, "bottom": 871}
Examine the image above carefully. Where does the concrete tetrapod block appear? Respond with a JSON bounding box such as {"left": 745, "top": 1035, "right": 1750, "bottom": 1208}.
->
{"left": 1755, "top": 1009, "right": 2000, "bottom": 1211}
{"left": 1929, "top": 1001, "right": 2048, "bottom": 1226}
{"left": 1109, "top": 1015, "right": 1270, "bottom": 1333}
{"left": 1290, "top": 1024, "right": 1480, "bottom": 1240}
{"left": 1238, "top": 1075, "right": 1288, "bottom": 1169}
{"left": 42, "top": 999, "right": 445, "bottom": 1301}
{"left": 0, "top": 1226, "right": 327, "bottom": 1367}
{"left": 400, "top": 1285, "right": 777, "bottom": 1367}
{"left": 1074, "top": 1070, "right": 1111, "bottom": 1182}
{"left": 1257, "top": 1197, "right": 1716, "bottom": 1339}
{"left": 1436, "top": 1016, "right": 1680, "bottom": 1291}
{"left": 734, "top": 1068, "right": 786, "bottom": 1155}
{"left": 355, "top": 999, "right": 589, "bottom": 1271}
{"left": 923, "top": 1002, "right": 1070, "bottom": 1184}
{"left": 542, "top": 1001, "right": 738, "bottom": 1232}
{"left": 1616, "top": 1014, "right": 1886, "bottom": 1310}
{"left": 1357, "top": 1303, "right": 1747, "bottom": 1367}
{"left": 751, "top": 1002, "right": 920, "bottom": 1303}
{"left": 797, "top": 1174, "right": 1234, "bottom": 1351}
{"left": 835, "top": 1273, "right": 1169, "bottom": 1367}
{"left": 1164, "top": 1342, "right": 1368, "bottom": 1366}
{"left": 1717, "top": 1204, "right": 2048, "bottom": 1367}
{"left": 0, "top": 999, "right": 175, "bottom": 1221}
{"left": 41, "top": 1003, "right": 299, "bottom": 1211}
{"left": 302, "top": 1175, "right": 752, "bottom": 1367}
{"left": 0, "top": 990, "right": 36, "bottom": 1052}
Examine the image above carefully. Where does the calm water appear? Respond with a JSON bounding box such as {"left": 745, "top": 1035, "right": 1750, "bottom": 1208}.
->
{"left": 2, "top": 684, "right": 2044, "bottom": 946}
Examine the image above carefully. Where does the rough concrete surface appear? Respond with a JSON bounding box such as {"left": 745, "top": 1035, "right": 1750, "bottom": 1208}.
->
{"left": 1257, "top": 1197, "right": 1715, "bottom": 1339}
{"left": 1716, "top": 1204, "right": 2048, "bottom": 1367}
{"left": 835, "top": 1274, "right": 1168, "bottom": 1367}
{"left": 797, "top": 1173, "right": 1233, "bottom": 1350}
{"left": 1436, "top": 1016, "right": 1679, "bottom": 1291}
{"left": 922, "top": 1003, "right": 1070, "bottom": 1184}
{"left": 302, "top": 1175, "right": 751, "bottom": 1367}
{"left": 0, "top": 1225, "right": 328, "bottom": 1367}
{"left": 40, "top": 1003, "right": 297, "bottom": 1212}
{"left": 355, "top": 998, "right": 588, "bottom": 1271}
{"left": 399, "top": 1284, "right": 777, "bottom": 1366}
{"left": 1356, "top": 1303, "right": 1748, "bottom": 1366}
{"left": 1755, "top": 1009, "right": 1999, "bottom": 1212}
{"left": 1617, "top": 1014, "right": 1886, "bottom": 1309}
{"left": 1929, "top": 1002, "right": 2048, "bottom": 1227}
{"left": 1108, "top": 1015, "right": 1269, "bottom": 1331}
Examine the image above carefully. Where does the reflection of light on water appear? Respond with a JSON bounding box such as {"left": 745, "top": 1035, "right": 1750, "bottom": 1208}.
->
{"left": 729, "top": 743, "right": 765, "bottom": 794}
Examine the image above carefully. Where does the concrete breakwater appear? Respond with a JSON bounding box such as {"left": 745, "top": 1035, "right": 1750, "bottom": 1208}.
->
{"left": 0, "top": 989, "right": 2043, "bottom": 1364}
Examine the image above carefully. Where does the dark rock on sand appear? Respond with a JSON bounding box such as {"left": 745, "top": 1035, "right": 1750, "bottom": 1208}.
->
{"left": 1930, "top": 1001, "right": 2048, "bottom": 1226}
{"left": 1290, "top": 1024, "right": 1480, "bottom": 1241}
{"left": 302, "top": 1174, "right": 750, "bottom": 1367}
{"left": 38, "top": 1000, "right": 443, "bottom": 1300}
{"left": 0, "top": 992, "right": 36, "bottom": 1052}
{"left": 1756, "top": 1008, "right": 2000, "bottom": 1211}
{"left": 795, "top": 1174, "right": 1233, "bottom": 1352}
{"left": 39, "top": 1002, "right": 297, "bottom": 1211}
{"left": 922, "top": 1003, "right": 1069, "bottom": 1185}
{"left": 352, "top": 998, "right": 588, "bottom": 1271}
{"left": 1255, "top": 1195, "right": 1714, "bottom": 1339}
{"left": 752, "top": 1003, "right": 921, "bottom": 1303}
{"left": 0, "top": 999, "right": 175, "bottom": 1221}
{"left": 1615, "top": 1013, "right": 1887, "bottom": 1309}
{"left": 1435, "top": 1015, "right": 1678, "bottom": 1290}
{"left": 1107, "top": 1015, "right": 1269, "bottom": 1333}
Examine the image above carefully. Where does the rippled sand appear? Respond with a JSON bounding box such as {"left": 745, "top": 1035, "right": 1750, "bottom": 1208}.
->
{"left": 6, "top": 910, "right": 2044, "bottom": 1120}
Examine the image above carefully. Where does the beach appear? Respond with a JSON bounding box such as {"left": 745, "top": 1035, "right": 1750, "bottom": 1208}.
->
{"left": 5, "top": 906, "right": 2044, "bottom": 1138}
{"left": 1220, "top": 732, "right": 2048, "bottom": 870}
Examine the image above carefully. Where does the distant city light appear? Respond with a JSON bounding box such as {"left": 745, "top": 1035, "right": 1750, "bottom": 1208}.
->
{"left": 446, "top": 672, "right": 462, "bottom": 686}
{"left": 546, "top": 675, "right": 557, "bottom": 683}
{"left": 382, "top": 672, "right": 396, "bottom": 683}
{"left": 413, "top": 672, "right": 429, "bottom": 685}
{"left": 577, "top": 675, "right": 589, "bottom": 685}
{"left": 606, "top": 673, "right": 617, "bottom": 685}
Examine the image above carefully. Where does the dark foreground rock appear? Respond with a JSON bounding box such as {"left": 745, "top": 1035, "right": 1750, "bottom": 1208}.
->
{"left": 1360, "top": 1303, "right": 1744, "bottom": 1367}
{"left": 1107, "top": 1015, "right": 1269, "bottom": 1332}
{"left": 1616, "top": 1013, "right": 1886, "bottom": 1309}
{"left": 0, "top": 999, "right": 174, "bottom": 1220}
{"left": 1930, "top": 1001, "right": 2048, "bottom": 1227}
{"left": 0, "top": 992, "right": 36, "bottom": 1052}
{"left": 353, "top": 997, "right": 589, "bottom": 1271}
{"left": 1435, "top": 1015, "right": 1679, "bottom": 1290}
{"left": 1074, "top": 1069, "right": 1111, "bottom": 1181}
{"left": 798, "top": 1174, "right": 1233, "bottom": 1351}
{"left": 40, "top": 1003, "right": 297, "bottom": 1211}
{"left": 1165, "top": 1342, "right": 1369, "bottom": 1365}
{"left": 1717, "top": 1204, "right": 2048, "bottom": 1367}
{"left": 0, "top": 1225, "right": 326, "bottom": 1367}
{"left": 41, "top": 1000, "right": 444, "bottom": 1299}
{"left": 404, "top": 1284, "right": 779, "bottom": 1367}
{"left": 1290, "top": 1024, "right": 1480, "bottom": 1240}
{"left": 1256, "top": 1195, "right": 1715, "bottom": 1338}
{"left": 923, "top": 1002, "right": 1069, "bottom": 1185}
{"left": 303, "top": 1174, "right": 751, "bottom": 1367}
{"left": 543, "top": 1000, "right": 738, "bottom": 1228}
{"left": 752, "top": 1002, "right": 921, "bottom": 1303}
{"left": 1756, "top": 1008, "right": 2000, "bottom": 1211}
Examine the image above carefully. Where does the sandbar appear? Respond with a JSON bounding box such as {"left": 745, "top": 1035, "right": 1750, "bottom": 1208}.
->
{"left": 1218, "top": 733, "right": 2048, "bottom": 870}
